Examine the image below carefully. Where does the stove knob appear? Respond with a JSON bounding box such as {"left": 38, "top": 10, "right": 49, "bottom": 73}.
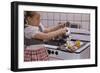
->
{"left": 51, "top": 51, "right": 54, "bottom": 54}
{"left": 55, "top": 51, "right": 58, "bottom": 55}
{"left": 47, "top": 50, "right": 51, "bottom": 54}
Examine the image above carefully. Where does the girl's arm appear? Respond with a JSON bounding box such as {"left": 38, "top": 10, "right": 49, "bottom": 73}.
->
{"left": 33, "top": 27, "right": 67, "bottom": 40}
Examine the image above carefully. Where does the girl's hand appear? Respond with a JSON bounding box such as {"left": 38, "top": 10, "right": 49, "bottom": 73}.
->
{"left": 60, "top": 27, "right": 68, "bottom": 34}
{"left": 58, "top": 22, "right": 65, "bottom": 28}
{"left": 63, "top": 27, "right": 68, "bottom": 32}
{"left": 58, "top": 22, "right": 70, "bottom": 28}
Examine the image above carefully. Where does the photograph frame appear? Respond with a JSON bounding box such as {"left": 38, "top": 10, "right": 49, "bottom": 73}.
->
{"left": 11, "top": 1, "right": 98, "bottom": 72}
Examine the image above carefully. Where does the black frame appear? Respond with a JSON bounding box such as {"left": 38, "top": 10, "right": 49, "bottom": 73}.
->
{"left": 11, "top": 1, "right": 98, "bottom": 72}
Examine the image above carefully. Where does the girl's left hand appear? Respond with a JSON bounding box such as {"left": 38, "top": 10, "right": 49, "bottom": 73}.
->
{"left": 58, "top": 23, "right": 65, "bottom": 28}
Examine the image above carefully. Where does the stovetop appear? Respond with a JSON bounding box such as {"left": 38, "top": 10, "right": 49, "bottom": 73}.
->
{"left": 44, "top": 40, "right": 90, "bottom": 54}
{"left": 44, "top": 40, "right": 90, "bottom": 60}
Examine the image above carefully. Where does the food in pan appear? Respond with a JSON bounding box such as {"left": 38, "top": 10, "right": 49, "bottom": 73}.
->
{"left": 75, "top": 40, "right": 81, "bottom": 48}
{"left": 64, "top": 40, "right": 81, "bottom": 52}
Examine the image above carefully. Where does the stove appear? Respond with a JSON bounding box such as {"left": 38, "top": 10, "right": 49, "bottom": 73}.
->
{"left": 44, "top": 28, "right": 90, "bottom": 60}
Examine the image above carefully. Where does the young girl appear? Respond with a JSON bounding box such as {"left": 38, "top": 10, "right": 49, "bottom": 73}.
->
{"left": 24, "top": 11, "right": 68, "bottom": 40}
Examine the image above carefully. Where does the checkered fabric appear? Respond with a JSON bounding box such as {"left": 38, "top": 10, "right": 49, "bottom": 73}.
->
{"left": 24, "top": 46, "right": 49, "bottom": 62}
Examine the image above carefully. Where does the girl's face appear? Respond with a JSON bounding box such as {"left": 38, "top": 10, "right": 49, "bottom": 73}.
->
{"left": 28, "top": 14, "right": 40, "bottom": 26}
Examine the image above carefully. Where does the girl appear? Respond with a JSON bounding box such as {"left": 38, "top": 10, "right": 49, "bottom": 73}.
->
{"left": 24, "top": 11, "right": 68, "bottom": 41}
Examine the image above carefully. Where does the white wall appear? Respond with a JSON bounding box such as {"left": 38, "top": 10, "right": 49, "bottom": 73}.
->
{"left": 39, "top": 12, "right": 90, "bottom": 30}
{"left": 0, "top": 0, "right": 99, "bottom": 73}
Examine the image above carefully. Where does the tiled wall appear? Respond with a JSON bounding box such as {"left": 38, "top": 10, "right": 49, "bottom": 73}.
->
{"left": 38, "top": 11, "right": 90, "bottom": 31}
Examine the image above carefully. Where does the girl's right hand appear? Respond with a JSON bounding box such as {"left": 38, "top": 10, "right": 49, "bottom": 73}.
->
{"left": 60, "top": 27, "right": 68, "bottom": 34}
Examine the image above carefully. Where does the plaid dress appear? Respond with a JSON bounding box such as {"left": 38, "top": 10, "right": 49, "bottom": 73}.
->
{"left": 24, "top": 45, "right": 49, "bottom": 62}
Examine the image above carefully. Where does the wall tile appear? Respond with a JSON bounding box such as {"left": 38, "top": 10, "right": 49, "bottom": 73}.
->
{"left": 54, "top": 12, "right": 60, "bottom": 20}
{"left": 66, "top": 13, "right": 74, "bottom": 21}
{"left": 41, "top": 20, "right": 48, "bottom": 27}
{"left": 82, "top": 14, "right": 90, "bottom": 21}
{"left": 74, "top": 13, "right": 82, "bottom": 21}
{"left": 60, "top": 13, "right": 67, "bottom": 20}
{"left": 48, "top": 20, "right": 54, "bottom": 27}
{"left": 47, "top": 12, "right": 54, "bottom": 20}
{"left": 40, "top": 12, "right": 90, "bottom": 30}
{"left": 81, "top": 22, "right": 90, "bottom": 30}
{"left": 40, "top": 12, "right": 48, "bottom": 19}
{"left": 54, "top": 20, "right": 60, "bottom": 25}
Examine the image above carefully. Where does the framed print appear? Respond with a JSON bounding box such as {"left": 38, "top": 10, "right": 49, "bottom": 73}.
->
{"left": 11, "top": 1, "right": 98, "bottom": 71}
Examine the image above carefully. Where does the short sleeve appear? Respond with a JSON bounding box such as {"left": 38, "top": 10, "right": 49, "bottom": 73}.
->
{"left": 24, "top": 26, "right": 40, "bottom": 39}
